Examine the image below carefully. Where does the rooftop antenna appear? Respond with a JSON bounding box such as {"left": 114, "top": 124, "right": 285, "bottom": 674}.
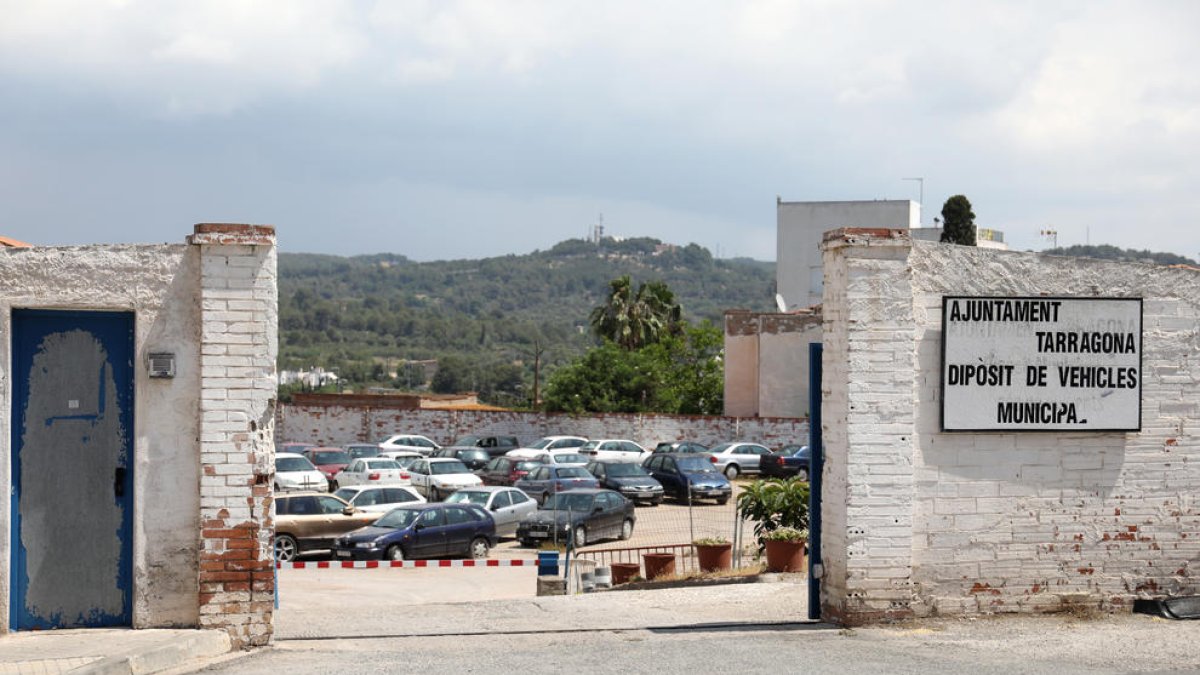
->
{"left": 902, "top": 177, "right": 924, "bottom": 224}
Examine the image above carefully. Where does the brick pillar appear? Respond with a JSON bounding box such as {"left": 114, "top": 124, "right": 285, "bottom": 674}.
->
{"left": 188, "top": 223, "right": 278, "bottom": 647}
{"left": 819, "top": 228, "right": 918, "bottom": 625}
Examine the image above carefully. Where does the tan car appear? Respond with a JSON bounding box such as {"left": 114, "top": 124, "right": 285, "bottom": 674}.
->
{"left": 274, "top": 492, "right": 380, "bottom": 562}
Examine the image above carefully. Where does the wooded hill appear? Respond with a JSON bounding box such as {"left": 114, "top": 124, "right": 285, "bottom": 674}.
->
{"left": 278, "top": 237, "right": 775, "bottom": 402}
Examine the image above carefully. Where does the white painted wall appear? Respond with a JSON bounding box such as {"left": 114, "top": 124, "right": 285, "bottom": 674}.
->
{"left": 777, "top": 200, "right": 918, "bottom": 310}
{"left": 820, "top": 229, "right": 1200, "bottom": 623}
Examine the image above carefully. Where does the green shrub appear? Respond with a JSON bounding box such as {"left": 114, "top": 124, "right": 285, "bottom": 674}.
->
{"left": 736, "top": 477, "right": 810, "bottom": 553}
{"left": 693, "top": 536, "right": 730, "bottom": 546}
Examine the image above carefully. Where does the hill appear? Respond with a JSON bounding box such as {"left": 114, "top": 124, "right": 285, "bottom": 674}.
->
{"left": 1043, "top": 244, "right": 1196, "bottom": 267}
{"left": 278, "top": 237, "right": 775, "bottom": 404}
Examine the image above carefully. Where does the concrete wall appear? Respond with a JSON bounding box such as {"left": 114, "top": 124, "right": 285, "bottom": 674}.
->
{"left": 277, "top": 403, "right": 810, "bottom": 450}
{"left": 0, "top": 224, "right": 277, "bottom": 646}
{"left": 777, "top": 200, "right": 918, "bottom": 310}
{"left": 819, "top": 229, "right": 1200, "bottom": 623}
{"left": 724, "top": 309, "right": 822, "bottom": 418}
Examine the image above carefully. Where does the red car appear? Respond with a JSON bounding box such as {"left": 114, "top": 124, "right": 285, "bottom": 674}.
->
{"left": 477, "top": 457, "right": 541, "bottom": 486}
{"left": 302, "top": 447, "right": 352, "bottom": 491}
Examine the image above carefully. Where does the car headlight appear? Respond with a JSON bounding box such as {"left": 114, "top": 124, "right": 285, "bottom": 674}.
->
{"left": 355, "top": 541, "right": 376, "bottom": 549}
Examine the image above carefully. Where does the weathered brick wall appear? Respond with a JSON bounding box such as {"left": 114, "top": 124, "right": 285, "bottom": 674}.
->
{"left": 820, "top": 229, "right": 1200, "bottom": 623}
{"left": 277, "top": 404, "right": 809, "bottom": 451}
{"left": 191, "top": 224, "right": 277, "bottom": 647}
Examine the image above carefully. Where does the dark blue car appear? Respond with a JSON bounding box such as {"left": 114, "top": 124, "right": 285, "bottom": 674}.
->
{"left": 331, "top": 503, "right": 497, "bottom": 561}
{"left": 642, "top": 453, "right": 732, "bottom": 504}
{"left": 760, "top": 444, "right": 811, "bottom": 480}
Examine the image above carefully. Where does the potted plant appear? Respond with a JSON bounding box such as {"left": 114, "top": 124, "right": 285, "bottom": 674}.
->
{"left": 763, "top": 527, "right": 808, "bottom": 572}
{"left": 736, "top": 477, "right": 810, "bottom": 573}
{"left": 693, "top": 536, "right": 733, "bottom": 572}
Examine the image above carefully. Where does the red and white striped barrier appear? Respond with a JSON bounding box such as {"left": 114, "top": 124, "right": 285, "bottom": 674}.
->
{"left": 277, "top": 559, "right": 538, "bottom": 569}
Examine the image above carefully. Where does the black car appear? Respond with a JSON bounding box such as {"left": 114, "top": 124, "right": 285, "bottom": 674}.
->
{"left": 332, "top": 503, "right": 497, "bottom": 561}
{"left": 447, "top": 435, "right": 521, "bottom": 458}
{"left": 433, "top": 447, "right": 491, "bottom": 470}
{"left": 760, "top": 444, "right": 811, "bottom": 480}
{"left": 642, "top": 453, "right": 732, "bottom": 504}
{"left": 585, "top": 461, "right": 664, "bottom": 505}
{"left": 653, "top": 441, "right": 710, "bottom": 454}
{"left": 516, "top": 489, "right": 635, "bottom": 549}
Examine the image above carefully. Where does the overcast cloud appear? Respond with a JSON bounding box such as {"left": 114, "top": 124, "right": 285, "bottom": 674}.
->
{"left": 1, "top": 0, "right": 1197, "bottom": 260}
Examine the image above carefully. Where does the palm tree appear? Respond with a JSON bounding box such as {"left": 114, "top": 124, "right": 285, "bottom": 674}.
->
{"left": 589, "top": 276, "right": 683, "bottom": 350}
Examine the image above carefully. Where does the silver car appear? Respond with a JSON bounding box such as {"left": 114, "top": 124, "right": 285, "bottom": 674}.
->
{"left": 444, "top": 486, "right": 538, "bottom": 538}
{"left": 707, "top": 442, "right": 773, "bottom": 479}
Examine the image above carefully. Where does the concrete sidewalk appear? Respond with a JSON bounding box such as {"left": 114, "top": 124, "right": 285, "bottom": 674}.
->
{"left": 0, "top": 628, "right": 231, "bottom": 675}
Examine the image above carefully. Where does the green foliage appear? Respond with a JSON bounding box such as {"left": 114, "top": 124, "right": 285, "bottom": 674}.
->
{"left": 940, "top": 194, "right": 977, "bottom": 246}
{"left": 1044, "top": 244, "right": 1197, "bottom": 267}
{"left": 693, "top": 536, "right": 730, "bottom": 546}
{"left": 736, "top": 478, "right": 811, "bottom": 553}
{"left": 589, "top": 275, "right": 683, "bottom": 350}
{"left": 763, "top": 527, "right": 809, "bottom": 542}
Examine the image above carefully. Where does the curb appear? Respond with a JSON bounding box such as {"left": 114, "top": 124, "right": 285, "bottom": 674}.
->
{"left": 74, "top": 630, "right": 232, "bottom": 675}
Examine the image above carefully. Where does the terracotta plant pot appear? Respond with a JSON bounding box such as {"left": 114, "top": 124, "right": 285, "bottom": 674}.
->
{"left": 694, "top": 543, "right": 733, "bottom": 573}
{"left": 610, "top": 562, "right": 641, "bottom": 585}
{"left": 764, "top": 538, "right": 806, "bottom": 573}
{"left": 642, "top": 552, "right": 677, "bottom": 579}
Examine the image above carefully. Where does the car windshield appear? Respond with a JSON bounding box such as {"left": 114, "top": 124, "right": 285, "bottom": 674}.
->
{"left": 430, "top": 460, "right": 470, "bottom": 475}
{"left": 374, "top": 509, "right": 422, "bottom": 529}
{"left": 553, "top": 453, "right": 586, "bottom": 464}
{"left": 366, "top": 460, "right": 401, "bottom": 470}
{"left": 788, "top": 446, "right": 809, "bottom": 457}
{"left": 347, "top": 446, "right": 379, "bottom": 458}
{"left": 276, "top": 456, "right": 316, "bottom": 472}
{"left": 514, "top": 461, "right": 540, "bottom": 471}
{"left": 555, "top": 467, "right": 591, "bottom": 478}
{"left": 393, "top": 456, "right": 419, "bottom": 469}
{"left": 605, "top": 463, "right": 649, "bottom": 477}
{"left": 542, "top": 493, "right": 595, "bottom": 512}
{"left": 332, "top": 488, "right": 360, "bottom": 502}
{"left": 676, "top": 456, "right": 716, "bottom": 473}
{"left": 452, "top": 436, "right": 480, "bottom": 447}
{"left": 708, "top": 443, "right": 735, "bottom": 453}
{"left": 445, "top": 491, "right": 489, "bottom": 505}
{"left": 460, "top": 450, "right": 488, "bottom": 461}
{"left": 528, "top": 438, "right": 553, "bottom": 449}
{"left": 311, "top": 450, "right": 351, "bottom": 464}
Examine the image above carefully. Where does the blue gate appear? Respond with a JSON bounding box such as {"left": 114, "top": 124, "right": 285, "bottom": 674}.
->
{"left": 10, "top": 309, "right": 134, "bottom": 629}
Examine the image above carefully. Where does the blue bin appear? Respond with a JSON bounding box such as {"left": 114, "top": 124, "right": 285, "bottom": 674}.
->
{"left": 537, "top": 551, "right": 560, "bottom": 576}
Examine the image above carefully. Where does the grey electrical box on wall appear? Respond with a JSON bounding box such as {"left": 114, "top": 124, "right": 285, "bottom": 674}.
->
{"left": 148, "top": 352, "right": 176, "bottom": 378}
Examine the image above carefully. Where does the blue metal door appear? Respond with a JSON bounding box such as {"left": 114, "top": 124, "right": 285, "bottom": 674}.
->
{"left": 10, "top": 309, "right": 134, "bottom": 629}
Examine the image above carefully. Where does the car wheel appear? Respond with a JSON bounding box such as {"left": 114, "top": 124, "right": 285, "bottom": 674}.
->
{"left": 724, "top": 464, "right": 740, "bottom": 480}
{"left": 651, "top": 496, "right": 663, "bottom": 506}
{"left": 519, "top": 538, "right": 534, "bottom": 548}
{"left": 329, "top": 480, "right": 339, "bottom": 491}
{"left": 273, "top": 483, "right": 281, "bottom": 492}
{"left": 573, "top": 525, "right": 587, "bottom": 548}
{"left": 716, "top": 496, "right": 730, "bottom": 506}
{"left": 274, "top": 534, "right": 298, "bottom": 562}
{"left": 470, "top": 537, "right": 490, "bottom": 559}
{"left": 797, "top": 468, "right": 809, "bottom": 481}
{"left": 431, "top": 487, "right": 441, "bottom": 501}
{"left": 620, "top": 519, "right": 634, "bottom": 540}
{"left": 385, "top": 544, "right": 405, "bottom": 561}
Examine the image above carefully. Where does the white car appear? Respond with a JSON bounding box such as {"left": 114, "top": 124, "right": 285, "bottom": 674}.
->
{"left": 332, "top": 458, "right": 410, "bottom": 489}
{"left": 332, "top": 485, "right": 426, "bottom": 513}
{"left": 378, "top": 434, "right": 441, "bottom": 456}
{"left": 707, "top": 442, "right": 773, "bottom": 479}
{"left": 444, "top": 486, "right": 538, "bottom": 537}
{"left": 274, "top": 452, "right": 327, "bottom": 492}
{"left": 407, "top": 457, "right": 484, "bottom": 500}
{"left": 506, "top": 435, "right": 589, "bottom": 460}
{"left": 521, "top": 450, "right": 591, "bottom": 467}
{"left": 380, "top": 450, "right": 423, "bottom": 469}
{"left": 580, "top": 439, "right": 651, "bottom": 464}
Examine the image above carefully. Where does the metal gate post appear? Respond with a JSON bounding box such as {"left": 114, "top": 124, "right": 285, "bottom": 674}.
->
{"left": 807, "top": 342, "right": 824, "bottom": 621}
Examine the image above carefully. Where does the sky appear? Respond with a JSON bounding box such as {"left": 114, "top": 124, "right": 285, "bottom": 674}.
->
{"left": 1, "top": 1, "right": 1197, "bottom": 262}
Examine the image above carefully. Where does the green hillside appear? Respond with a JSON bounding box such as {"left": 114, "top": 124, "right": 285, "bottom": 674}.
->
{"left": 278, "top": 237, "right": 775, "bottom": 404}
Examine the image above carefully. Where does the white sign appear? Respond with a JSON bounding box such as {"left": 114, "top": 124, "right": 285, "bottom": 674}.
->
{"left": 941, "top": 296, "right": 1142, "bottom": 431}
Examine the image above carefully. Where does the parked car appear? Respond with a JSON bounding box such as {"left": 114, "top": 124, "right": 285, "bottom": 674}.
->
{"left": 524, "top": 450, "right": 590, "bottom": 466}
{"left": 506, "top": 436, "right": 589, "bottom": 459}
{"left": 476, "top": 457, "right": 541, "bottom": 486}
{"left": 642, "top": 453, "right": 732, "bottom": 504}
{"left": 652, "top": 441, "right": 710, "bottom": 454}
{"left": 345, "top": 443, "right": 382, "bottom": 460}
{"left": 332, "top": 458, "right": 410, "bottom": 489}
{"left": 516, "top": 489, "right": 635, "bottom": 548}
{"left": 586, "top": 461, "right": 664, "bottom": 505}
{"left": 707, "top": 442, "right": 773, "bottom": 479}
{"left": 515, "top": 465, "right": 600, "bottom": 505}
{"left": 302, "top": 447, "right": 353, "bottom": 490}
{"left": 444, "top": 486, "right": 538, "bottom": 537}
{"left": 379, "top": 450, "right": 423, "bottom": 469}
{"left": 274, "top": 453, "right": 326, "bottom": 492}
{"left": 274, "top": 492, "right": 381, "bottom": 561}
{"left": 278, "top": 442, "right": 316, "bottom": 455}
{"left": 407, "top": 457, "right": 484, "bottom": 500}
{"left": 333, "top": 485, "right": 426, "bottom": 513}
{"left": 332, "top": 503, "right": 497, "bottom": 561}
{"left": 378, "top": 434, "right": 441, "bottom": 456}
{"left": 580, "top": 439, "right": 651, "bottom": 464}
{"left": 432, "top": 447, "right": 491, "bottom": 471}
{"left": 446, "top": 435, "right": 521, "bottom": 458}
{"left": 760, "top": 444, "right": 811, "bottom": 480}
